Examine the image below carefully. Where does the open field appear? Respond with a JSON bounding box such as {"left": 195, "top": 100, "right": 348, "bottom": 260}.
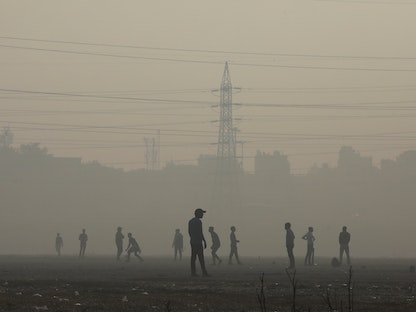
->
{"left": 0, "top": 256, "right": 415, "bottom": 311}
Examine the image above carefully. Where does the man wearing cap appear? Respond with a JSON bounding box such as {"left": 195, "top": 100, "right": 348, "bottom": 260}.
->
{"left": 188, "top": 208, "right": 209, "bottom": 277}
{"left": 115, "top": 226, "right": 124, "bottom": 261}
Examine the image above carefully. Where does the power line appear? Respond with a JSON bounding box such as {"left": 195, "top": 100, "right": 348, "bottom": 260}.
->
{"left": 5, "top": 117, "right": 416, "bottom": 141}
{"left": 3, "top": 88, "right": 416, "bottom": 110}
{"left": 5, "top": 84, "right": 416, "bottom": 95}
{"left": 315, "top": 0, "right": 416, "bottom": 4}
{"left": 243, "top": 85, "right": 416, "bottom": 94}
{"left": 2, "top": 43, "right": 416, "bottom": 72}
{"left": 0, "top": 88, "right": 214, "bottom": 105}
{"left": 0, "top": 43, "right": 223, "bottom": 65}
{"left": 2, "top": 35, "right": 416, "bottom": 60}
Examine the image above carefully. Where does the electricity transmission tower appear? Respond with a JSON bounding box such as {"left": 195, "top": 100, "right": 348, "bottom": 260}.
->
{"left": 144, "top": 130, "right": 160, "bottom": 170}
{"left": 217, "top": 62, "right": 236, "bottom": 166}
{"left": 213, "top": 62, "right": 241, "bottom": 213}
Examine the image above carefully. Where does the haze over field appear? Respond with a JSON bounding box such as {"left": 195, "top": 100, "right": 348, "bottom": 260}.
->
{"left": 1, "top": 1, "right": 416, "bottom": 259}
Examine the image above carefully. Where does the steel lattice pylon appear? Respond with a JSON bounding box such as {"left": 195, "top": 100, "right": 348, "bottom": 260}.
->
{"left": 213, "top": 62, "right": 240, "bottom": 215}
{"left": 216, "top": 62, "right": 236, "bottom": 170}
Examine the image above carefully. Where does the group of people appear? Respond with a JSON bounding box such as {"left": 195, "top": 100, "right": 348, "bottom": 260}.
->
{"left": 55, "top": 229, "right": 89, "bottom": 258}
{"left": 186, "top": 208, "right": 244, "bottom": 277}
{"left": 55, "top": 227, "right": 144, "bottom": 262}
{"left": 115, "top": 227, "right": 144, "bottom": 262}
{"left": 188, "top": 209, "right": 351, "bottom": 277}
{"left": 173, "top": 212, "right": 242, "bottom": 267}
{"left": 285, "top": 222, "right": 351, "bottom": 269}
{"left": 54, "top": 209, "right": 351, "bottom": 277}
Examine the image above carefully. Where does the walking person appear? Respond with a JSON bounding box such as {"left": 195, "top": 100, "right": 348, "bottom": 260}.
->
{"left": 188, "top": 208, "right": 209, "bottom": 277}
{"left": 55, "top": 233, "right": 63, "bottom": 256}
{"left": 115, "top": 226, "right": 124, "bottom": 261}
{"left": 126, "top": 232, "right": 144, "bottom": 262}
{"left": 208, "top": 226, "right": 222, "bottom": 265}
{"left": 78, "top": 229, "right": 88, "bottom": 258}
{"left": 228, "top": 226, "right": 242, "bottom": 265}
{"left": 339, "top": 226, "right": 351, "bottom": 266}
{"left": 302, "top": 226, "right": 315, "bottom": 266}
{"left": 285, "top": 222, "right": 295, "bottom": 269}
{"left": 172, "top": 228, "right": 183, "bottom": 261}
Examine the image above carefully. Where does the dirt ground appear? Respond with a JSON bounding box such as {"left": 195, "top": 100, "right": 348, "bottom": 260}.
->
{"left": 0, "top": 255, "right": 415, "bottom": 311}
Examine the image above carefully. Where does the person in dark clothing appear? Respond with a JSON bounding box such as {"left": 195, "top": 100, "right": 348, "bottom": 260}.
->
{"left": 188, "top": 208, "right": 209, "bottom": 277}
{"left": 172, "top": 228, "right": 183, "bottom": 261}
{"left": 55, "top": 233, "right": 63, "bottom": 256}
{"left": 78, "top": 229, "right": 88, "bottom": 258}
{"left": 302, "top": 226, "right": 315, "bottom": 266}
{"left": 126, "top": 232, "right": 144, "bottom": 262}
{"left": 208, "top": 226, "right": 222, "bottom": 265}
{"left": 339, "top": 226, "right": 351, "bottom": 266}
{"left": 285, "top": 222, "right": 295, "bottom": 269}
{"left": 115, "top": 226, "right": 124, "bottom": 261}
{"left": 228, "top": 226, "right": 242, "bottom": 265}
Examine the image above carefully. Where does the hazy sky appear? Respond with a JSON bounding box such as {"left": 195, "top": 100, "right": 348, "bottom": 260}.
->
{"left": 2, "top": 0, "right": 416, "bottom": 173}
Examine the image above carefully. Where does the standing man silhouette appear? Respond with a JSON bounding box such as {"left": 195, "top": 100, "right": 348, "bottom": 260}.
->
{"left": 78, "top": 229, "right": 88, "bottom": 258}
{"left": 339, "top": 226, "right": 351, "bottom": 266}
{"left": 115, "top": 226, "right": 124, "bottom": 261}
{"left": 55, "top": 233, "right": 63, "bottom": 256}
{"left": 208, "top": 226, "right": 222, "bottom": 265}
{"left": 302, "top": 226, "right": 315, "bottom": 266}
{"left": 228, "top": 226, "right": 242, "bottom": 265}
{"left": 188, "top": 208, "right": 209, "bottom": 277}
{"left": 285, "top": 222, "right": 295, "bottom": 269}
{"left": 172, "top": 229, "right": 183, "bottom": 261}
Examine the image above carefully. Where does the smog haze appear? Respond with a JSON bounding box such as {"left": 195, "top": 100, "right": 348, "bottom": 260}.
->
{"left": 1, "top": 1, "right": 416, "bottom": 259}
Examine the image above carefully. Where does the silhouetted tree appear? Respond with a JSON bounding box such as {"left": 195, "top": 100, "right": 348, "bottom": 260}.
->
{"left": 19, "top": 143, "right": 49, "bottom": 158}
{"left": 0, "top": 126, "right": 13, "bottom": 149}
